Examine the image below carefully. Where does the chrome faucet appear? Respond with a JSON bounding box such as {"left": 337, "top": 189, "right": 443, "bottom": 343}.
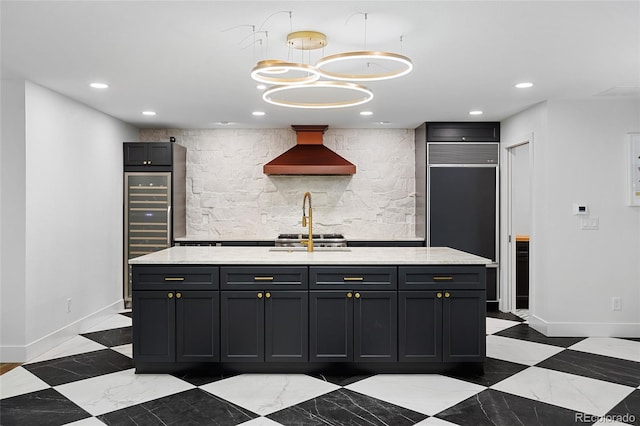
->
{"left": 301, "top": 192, "right": 313, "bottom": 252}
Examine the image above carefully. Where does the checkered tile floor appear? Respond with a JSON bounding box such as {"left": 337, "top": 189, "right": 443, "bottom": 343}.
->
{"left": 1, "top": 311, "right": 639, "bottom": 425}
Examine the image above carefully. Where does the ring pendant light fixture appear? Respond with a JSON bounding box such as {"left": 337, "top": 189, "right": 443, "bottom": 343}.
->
{"left": 249, "top": 12, "right": 412, "bottom": 109}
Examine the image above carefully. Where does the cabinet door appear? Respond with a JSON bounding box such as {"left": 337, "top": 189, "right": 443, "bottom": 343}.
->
{"left": 309, "top": 291, "right": 353, "bottom": 362}
{"left": 442, "top": 290, "right": 486, "bottom": 362}
{"left": 147, "top": 143, "right": 173, "bottom": 166}
{"left": 426, "top": 122, "right": 500, "bottom": 142}
{"left": 221, "top": 291, "right": 264, "bottom": 362}
{"left": 132, "top": 290, "right": 175, "bottom": 363}
{"left": 265, "top": 291, "right": 308, "bottom": 362}
{"left": 176, "top": 291, "right": 219, "bottom": 362}
{"left": 398, "top": 291, "right": 441, "bottom": 362}
{"left": 354, "top": 291, "right": 397, "bottom": 362}
{"left": 124, "top": 143, "right": 148, "bottom": 166}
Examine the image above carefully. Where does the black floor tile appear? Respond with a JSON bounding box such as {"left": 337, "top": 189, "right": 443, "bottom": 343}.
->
{"left": 98, "top": 388, "right": 257, "bottom": 425}
{"left": 486, "top": 310, "right": 524, "bottom": 322}
{"left": 493, "top": 323, "right": 585, "bottom": 348}
{"left": 444, "top": 357, "right": 529, "bottom": 387}
{"left": 23, "top": 349, "right": 133, "bottom": 386}
{"left": 606, "top": 389, "right": 640, "bottom": 426}
{"left": 0, "top": 388, "right": 91, "bottom": 426}
{"left": 171, "top": 370, "right": 232, "bottom": 386}
{"left": 536, "top": 349, "right": 640, "bottom": 387}
{"left": 81, "top": 326, "right": 132, "bottom": 347}
{"left": 435, "top": 389, "right": 595, "bottom": 426}
{"left": 268, "top": 388, "right": 427, "bottom": 426}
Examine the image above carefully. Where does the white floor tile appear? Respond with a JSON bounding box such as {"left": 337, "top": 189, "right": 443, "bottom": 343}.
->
{"left": 200, "top": 374, "right": 339, "bottom": 416}
{"left": 491, "top": 366, "right": 635, "bottom": 417}
{"left": 486, "top": 334, "right": 564, "bottom": 365}
{"left": 82, "top": 314, "right": 131, "bottom": 333}
{"left": 110, "top": 344, "right": 132, "bottom": 358}
{"left": 486, "top": 317, "right": 520, "bottom": 334}
{"left": 238, "top": 417, "right": 285, "bottom": 426}
{"left": 26, "top": 336, "right": 107, "bottom": 364}
{"left": 413, "top": 416, "right": 461, "bottom": 425}
{"left": 345, "top": 374, "right": 486, "bottom": 416}
{"left": 0, "top": 366, "right": 50, "bottom": 399}
{"left": 62, "top": 417, "right": 106, "bottom": 425}
{"left": 569, "top": 338, "right": 640, "bottom": 363}
{"left": 54, "top": 368, "right": 194, "bottom": 416}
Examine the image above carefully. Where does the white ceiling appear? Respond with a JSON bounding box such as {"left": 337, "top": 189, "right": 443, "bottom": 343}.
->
{"left": 2, "top": 1, "right": 639, "bottom": 129}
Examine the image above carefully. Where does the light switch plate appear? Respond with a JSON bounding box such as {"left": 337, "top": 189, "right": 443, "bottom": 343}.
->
{"left": 580, "top": 217, "right": 599, "bottom": 230}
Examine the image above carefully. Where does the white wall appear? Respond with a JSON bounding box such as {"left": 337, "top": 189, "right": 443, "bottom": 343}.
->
{"left": 140, "top": 128, "right": 416, "bottom": 240}
{"left": 0, "top": 80, "right": 28, "bottom": 358}
{"left": 0, "top": 81, "right": 138, "bottom": 361}
{"left": 501, "top": 98, "right": 640, "bottom": 336}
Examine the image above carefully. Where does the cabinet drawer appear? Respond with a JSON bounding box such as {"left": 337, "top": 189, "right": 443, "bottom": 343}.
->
{"left": 132, "top": 266, "right": 219, "bottom": 290}
{"left": 399, "top": 266, "right": 485, "bottom": 290}
{"left": 310, "top": 266, "right": 397, "bottom": 289}
{"left": 220, "top": 266, "right": 308, "bottom": 290}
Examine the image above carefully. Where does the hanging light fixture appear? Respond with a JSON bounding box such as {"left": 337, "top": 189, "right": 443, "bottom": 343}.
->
{"left": 263, "top": 81, "right": 374, "bottom": 109}
{"left": 249, "top": 11, "right": 412, "bottom": 108}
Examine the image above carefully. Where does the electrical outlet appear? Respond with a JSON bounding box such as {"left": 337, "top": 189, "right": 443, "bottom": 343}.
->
{"left": 612, "top": 297, "right": 622, "bottom": 311}
{"left": 66, "top": 298, "right": 72, "bottom": 313}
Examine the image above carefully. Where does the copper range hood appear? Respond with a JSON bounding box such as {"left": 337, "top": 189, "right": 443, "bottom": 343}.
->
{"left": 263, "top": 125, "right": 356, "bottom": 175}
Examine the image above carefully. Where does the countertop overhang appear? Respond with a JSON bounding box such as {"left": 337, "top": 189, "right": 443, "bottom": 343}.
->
{"left": 129, "top": 246, "right": 492, "bottom": 265}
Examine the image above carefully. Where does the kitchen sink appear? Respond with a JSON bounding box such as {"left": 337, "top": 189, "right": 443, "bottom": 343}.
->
{"left": 269, "top": 246, "right": 351, "bottom": 252}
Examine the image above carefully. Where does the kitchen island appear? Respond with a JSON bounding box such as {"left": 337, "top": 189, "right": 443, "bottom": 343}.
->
{"left": 129, "top": 246, "right": 491, "bottom": 374}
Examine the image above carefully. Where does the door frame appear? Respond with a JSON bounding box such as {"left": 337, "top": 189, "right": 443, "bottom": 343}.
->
{"left": 501, "top": 134, "right": 533, "bottom": 313}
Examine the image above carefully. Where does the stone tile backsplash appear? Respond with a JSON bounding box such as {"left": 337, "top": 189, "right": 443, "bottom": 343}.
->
{"left": 140, "top": 128, "right": 416, "bottom": 239}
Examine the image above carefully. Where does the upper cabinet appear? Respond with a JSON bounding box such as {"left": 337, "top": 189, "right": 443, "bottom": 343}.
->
{"left": 124, "top": 142, "right": 174, "bottom": 168}
{"left": 425, "top": 122, "right": 500, "bottom": 142}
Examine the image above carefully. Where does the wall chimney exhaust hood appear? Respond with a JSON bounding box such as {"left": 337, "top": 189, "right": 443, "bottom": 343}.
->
{"left": 263, "top": 125, "right": 356, "bottom": 175}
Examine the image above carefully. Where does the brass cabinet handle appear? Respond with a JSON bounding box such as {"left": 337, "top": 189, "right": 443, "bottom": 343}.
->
{"left": 265, "top": 292, "right": 271, "bottom": 299}
{"left": 148, "top": 161, "right": 152, "bottom": 164}
{"left": 257, "top": 292, "right": 263, "bottom": 299}
{"left": 344, "top": 277, "right": 364, "bottom": 281}
{"left": 433, "top": 276, "right": 453, "bottom": 281}
{"left": 143, "top": 160, "right": 148, "bottom": 165}
{"left": 355, "top": 292, "right": 361, "bottom": 299}
{"left": 164, "top": 277, "right": 185, "bottom": 281}
{"left": 168, "top": 292, "right": 174, "bottom": 299}
{"left": 436, "top": 292, "right": 442, "bottom": 298}
{"left": 254, "top": 276, "right": 274, "bottom": 281}
{"left": 445, "top": 292, "right": 450, "bottom": 298}
{"left": 176, "top": 292, "right": 182, "bottom": 299}
{"left": 347, "top": 292, "right": 353, "bottom": 298}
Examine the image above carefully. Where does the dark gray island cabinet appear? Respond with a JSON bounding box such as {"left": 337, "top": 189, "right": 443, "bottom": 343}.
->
{"left": 130, "top": 246, "right": 489, "bottom": 373}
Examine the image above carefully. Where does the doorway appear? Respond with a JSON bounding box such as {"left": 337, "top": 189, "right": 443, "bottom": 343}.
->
{"left": 503, "top": 137, "right": 532, "bottom": 318}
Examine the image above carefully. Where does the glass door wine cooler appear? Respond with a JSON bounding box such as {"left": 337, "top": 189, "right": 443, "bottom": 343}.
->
{"left": 124, "top": 172, "right": 172, "bottom": 303}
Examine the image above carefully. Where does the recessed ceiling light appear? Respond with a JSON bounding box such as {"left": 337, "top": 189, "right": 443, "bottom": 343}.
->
{"left": 142, "top": 111, "right": 156, "bottom": 116}
{"left": 90, "top": 82, "right": 109, "bottom": 89}
{"left": 515, "top": 82, "right": 534, "bottom": 89}
{"left": 469, "top": 110, "right": 483, "bottom": 115}
{"left": 218, "top": 121, "right": 232, "bottom": 125}
{"left": 378, "top": 121, "right": 391, "bottom": 125}
{"left": 256, "top": 84, "right": 267, "bottom": 90}
{"left": 252, "top": 111, "right": 266, "bottom": 116}
{"left": 360, "top": 111, "right": 373, "bottom": 116}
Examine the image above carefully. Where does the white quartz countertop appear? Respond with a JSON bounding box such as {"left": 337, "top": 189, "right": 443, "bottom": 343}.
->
{"left": 129, "top": 246, "right": 492, "bottom": 265}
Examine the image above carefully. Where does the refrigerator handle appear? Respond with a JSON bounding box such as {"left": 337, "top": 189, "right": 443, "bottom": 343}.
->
{"left": 167, "top": 205, "right": 172, "bottom": 246}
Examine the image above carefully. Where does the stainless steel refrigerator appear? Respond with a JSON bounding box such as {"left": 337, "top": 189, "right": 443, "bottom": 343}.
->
{"left": 123, "top": 142, "right": 186, "bottom": 306}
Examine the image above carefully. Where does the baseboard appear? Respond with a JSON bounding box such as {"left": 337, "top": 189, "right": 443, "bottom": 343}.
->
{"left": 529, "top": 314, "right": 640, "bottom": 337}
{"left": 0, "top": 300, "right": 124, "bottom": 363}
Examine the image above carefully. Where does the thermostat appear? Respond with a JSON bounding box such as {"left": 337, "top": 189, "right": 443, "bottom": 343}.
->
{"left": 572, "top": 204, "right": 589, "bottom": 215}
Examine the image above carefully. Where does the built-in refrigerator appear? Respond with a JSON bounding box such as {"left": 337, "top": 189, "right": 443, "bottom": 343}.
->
{"left": 123, "top": 142, "right": 186, "bottom": 306}
{"left": 415, "top": 123, "right": 500, "bottom": 304}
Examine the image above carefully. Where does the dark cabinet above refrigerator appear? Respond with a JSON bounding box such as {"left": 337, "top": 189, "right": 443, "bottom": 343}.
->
{"left": 426, "top": 122, "right": 500, "bottom": 143}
